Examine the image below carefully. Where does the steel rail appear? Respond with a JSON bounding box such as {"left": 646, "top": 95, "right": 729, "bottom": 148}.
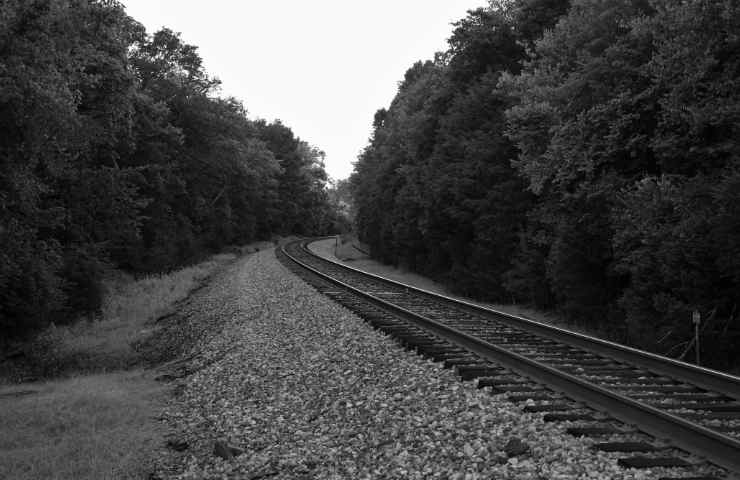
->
{"left": 302, "top": 239, "right": 740, "bottom": 399}
{"left": 281, "top": 240, "right": 740, "bottom": 473}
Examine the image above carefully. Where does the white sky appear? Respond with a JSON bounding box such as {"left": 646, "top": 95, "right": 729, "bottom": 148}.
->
{"left": 122, "top": 1, "right": 489, "bottom": 180}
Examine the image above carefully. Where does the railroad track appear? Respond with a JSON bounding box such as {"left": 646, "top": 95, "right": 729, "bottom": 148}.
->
{"left": 278, "top": 238, "right": 740, "bottom": 478}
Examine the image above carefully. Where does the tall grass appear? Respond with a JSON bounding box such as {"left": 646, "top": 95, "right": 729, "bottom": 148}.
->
{"left": 102, "top": 253, "right": 236, "bottom": 331}
{"left": 25, "top": 253, "right": 237, "bottom": 377}
{"left": 0, "top": 251, "right": 245, "bottom": 480}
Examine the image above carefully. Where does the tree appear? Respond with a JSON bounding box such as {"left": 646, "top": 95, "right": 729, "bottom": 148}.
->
{"left": 503, "top": 0, "right": 657, "bottom": 324}
{"left": 0, "top": 0, "right": 143, "bottom": 331}
{"left": 352, "top": 5, "right": 535, "bottom": 299}
{"left": 0, "top": 2, "right": 335, "bottom": 337}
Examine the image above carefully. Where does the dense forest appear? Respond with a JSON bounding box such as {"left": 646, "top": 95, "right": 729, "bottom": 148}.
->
{"left": 350, "top": 0, "right": 740, "bottom": 369}
{"left": 0, "top": 0, "right": 338, "bottom": 337}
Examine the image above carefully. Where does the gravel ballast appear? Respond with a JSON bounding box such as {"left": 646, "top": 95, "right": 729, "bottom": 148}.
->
{"left": 155, "top": 248, "right": 716, "bottom": 479}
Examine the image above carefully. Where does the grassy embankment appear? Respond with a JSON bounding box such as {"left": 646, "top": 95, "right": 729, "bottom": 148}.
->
{"left": 0, "top": 247, "right": 258, "bottom": 480}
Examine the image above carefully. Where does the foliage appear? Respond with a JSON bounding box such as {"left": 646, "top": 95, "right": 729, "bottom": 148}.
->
{"left": 351, "top": 4, "right": 542, "bottom": 299}
{"left": 0, "top": 0, "right": 336, "bottom": 337}
{"left": 326, "top": 178, "right": 354, "bottom": 233}
{"left": 350, "top": 0, "right": 740, "bottom": 368}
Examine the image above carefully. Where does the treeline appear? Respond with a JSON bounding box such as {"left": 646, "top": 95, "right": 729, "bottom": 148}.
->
{"left": 1, "top": 0, "right": 337, "bottom": 337}
{"left": 351, "top": 0, "right": 740, "bottom": 368}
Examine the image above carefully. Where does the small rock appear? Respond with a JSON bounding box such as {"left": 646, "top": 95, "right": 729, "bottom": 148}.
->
{"left": 166, "top": 437, "right": 188, "bottom": 452}
{"left": 213, "top": 439, "right": 244, "bottom": 460}
{"left": 504, "top": 437, "right": 530, "bottom": 457}
{"left": 172, "top": 383, "right": 186, "bottom": 397}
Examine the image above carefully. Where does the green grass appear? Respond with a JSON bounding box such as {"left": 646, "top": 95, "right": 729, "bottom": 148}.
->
{"left": 0, "top": 371, "right": 166, "bottom": 480}
{"left": 103, "top": 253, "right": 236, "bottom": 327}
{"left": 24, "top": 253, "right": 237, "bottom": 377}
{"left": 0, "top": 249, "right": 249, "bottom": 479}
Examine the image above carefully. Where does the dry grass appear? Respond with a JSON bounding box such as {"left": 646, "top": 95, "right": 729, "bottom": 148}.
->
{"left": 25, "top": 253, "right": 237, "bottom": 376}
{"left": 0, "top": 370, "right": 166, "bottom": 480}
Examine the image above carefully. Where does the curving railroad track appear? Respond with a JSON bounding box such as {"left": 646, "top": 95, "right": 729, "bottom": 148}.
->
{"left": 278, "top": 238, "right": 740, "bottom": 478}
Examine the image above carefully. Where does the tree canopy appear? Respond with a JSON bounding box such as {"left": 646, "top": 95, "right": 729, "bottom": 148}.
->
{"left": 350, "top": 0, "right": 740, "bottom": 369}
{"left": 1, "top": 0, "right": 337, "bottom": 337}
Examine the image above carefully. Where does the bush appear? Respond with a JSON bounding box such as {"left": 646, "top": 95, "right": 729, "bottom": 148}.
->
{"left": 0, "top": 222, "right": 65, "bottom": 337}
{"left": 59, "top": 247, "right": 108, "bottom": 323}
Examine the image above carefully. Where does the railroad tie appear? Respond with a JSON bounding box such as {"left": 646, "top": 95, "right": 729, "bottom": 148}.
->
{"left": 476, "top": 377, "right": 530, "bottom": 389}
{"left": 657, "top": 477, "right": 725, "bottom": 480}
{"left": 455, "top": 365, "right": 505, "bottom": 381}
{"left": 443, "top": 357, "right": 482, "bottom": 369}
{"left": 617, "top": 456, "right": 693, "bottom": 468}
{"left": 680, "top": 411, "right": 740, "bottom": 420}
{"left": 543, "top": 413, "right": 597, "bottom": 422}
{"left": 522, "top": 403, "right": 573, "bottom": 413}
{"left": 566, "top": 426, "right": 625, "bottom": 436}
{"left": 421, "top": 349, "right": 468, "bottom": 359}
{"left": 426, "top": 351, "right": 471, "bottom": 362}
{"left": 618, "top": 384, "right": 705, "bottom": 393}
{"left": 412, "top": 343, "right": 455, "bottom": 352}
{"left": 592, "top": 442, "right": 660, "bottom": 452}
{"left": 507, "top": 392, "right": 557, "bottom": 402}
{"left": 494, "top": 385, "right": 547, "bottom": 393}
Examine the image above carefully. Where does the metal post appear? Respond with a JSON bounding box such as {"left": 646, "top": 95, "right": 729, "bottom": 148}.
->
{"left": 695, "top": 321, "right": 700, "bottom": 366}
{"left": 692, "top": 309, "right": 701, "bottom": 366}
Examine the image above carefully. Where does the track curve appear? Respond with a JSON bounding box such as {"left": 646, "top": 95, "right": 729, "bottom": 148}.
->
{"left": 278, "top": 238, "right": 740, "bottom": 476}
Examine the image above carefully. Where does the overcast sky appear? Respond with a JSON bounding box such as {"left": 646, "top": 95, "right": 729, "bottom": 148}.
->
{"left": 122, "top": 1, "right": 489, "bottom": 180}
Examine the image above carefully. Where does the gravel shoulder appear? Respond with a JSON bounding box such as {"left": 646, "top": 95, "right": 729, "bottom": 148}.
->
{"left": 154, "top": 247, "right": 709, "bottom": 479}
